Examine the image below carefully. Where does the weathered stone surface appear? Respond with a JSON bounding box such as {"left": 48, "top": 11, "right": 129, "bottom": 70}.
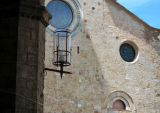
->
{"left": 44, "top": 0, "right": 160, "bottom": 113}
{"left": 15, "top": 1, "right": 50, "bottom": 113}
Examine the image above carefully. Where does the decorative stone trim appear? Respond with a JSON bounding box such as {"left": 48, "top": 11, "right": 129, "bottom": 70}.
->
{"left": 41, "top": 7, "right": 52, "bottom": 27}
{"left": 102, "top": 91, "right": 136, "bottom": 112}
{"left": 45, "top": 0, "right": 83, "bottom": 36}
{"left": 19, "top": 1, "right": 51, "bottom": 27}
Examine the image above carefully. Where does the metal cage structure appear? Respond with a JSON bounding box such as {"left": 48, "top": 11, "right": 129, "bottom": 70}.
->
{"left": 44, "top": 29, "right": 72, "bottom": 78}
{"left": 53, "top": 29, "right": 71, "bottom": 67}
{"left": 45, "top": 0, "right": 83, "bottom": 78}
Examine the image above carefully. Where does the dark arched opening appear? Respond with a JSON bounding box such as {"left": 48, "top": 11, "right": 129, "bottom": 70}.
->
{"left": 112, "top": 100, "right": 126, "bottom": 110}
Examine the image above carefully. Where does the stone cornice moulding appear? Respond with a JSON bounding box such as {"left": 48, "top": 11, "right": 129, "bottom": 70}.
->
{"left": 19, "top": 1, "right": 51, "bottom": 27}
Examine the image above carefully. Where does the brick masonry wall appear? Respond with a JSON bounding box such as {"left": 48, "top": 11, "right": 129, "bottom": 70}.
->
{"left": 44, "top": 0, "right": 160, "bottom": 113}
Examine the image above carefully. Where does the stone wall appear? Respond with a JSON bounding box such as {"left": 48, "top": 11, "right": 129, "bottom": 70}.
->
{"left": 15, "top": 1, "right": 50, "bottom": 113}
{"left": 0, "top": 0, "right": 49, "bottom": 113}
{"left": 44, "top": 0, "right": 160, "bottom": 113}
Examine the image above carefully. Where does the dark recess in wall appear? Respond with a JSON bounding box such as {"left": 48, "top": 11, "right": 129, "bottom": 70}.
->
{"left": 0, "top": 1, "right": 20, "bottom": 113}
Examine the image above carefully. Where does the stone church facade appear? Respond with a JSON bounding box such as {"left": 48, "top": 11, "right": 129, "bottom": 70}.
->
{"left": 44, "top": 0, "right": 160, "bottom": 113}
{"left": 0, "top": 0, "right": 160, "bottom": 113}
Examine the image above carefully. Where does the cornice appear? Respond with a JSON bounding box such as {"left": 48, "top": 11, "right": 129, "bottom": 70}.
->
{"left": 19, "top": 1, "right": 51, "bottom": 27}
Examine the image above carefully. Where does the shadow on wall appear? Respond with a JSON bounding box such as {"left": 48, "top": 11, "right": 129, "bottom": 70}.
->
{"left": 44, "top": 24, "right": 111, "bottom": 113}
{"left": 72, "top": 25, "right": 108, "bottom": 112}
{"left": 0, "top": 1, "right": 20, "bottom": 113}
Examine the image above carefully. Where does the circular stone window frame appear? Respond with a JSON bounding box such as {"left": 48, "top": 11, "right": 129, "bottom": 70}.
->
{"left": 119, "top": 40, "right": 139, "bottom": 63}
{"left": 45, "top": 0, "right": 83, "bottom": 36}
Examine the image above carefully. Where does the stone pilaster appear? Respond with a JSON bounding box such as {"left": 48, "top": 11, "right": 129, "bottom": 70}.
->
{"left": 16, "top": 1, "right": 51, "bottom": 113}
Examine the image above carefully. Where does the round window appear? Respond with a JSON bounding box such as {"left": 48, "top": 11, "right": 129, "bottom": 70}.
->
{"left": 46, "top": 0, "right": 73, "bottom": 29}
{"left": 120, "top": 43, "right": 136, "bottom": 62}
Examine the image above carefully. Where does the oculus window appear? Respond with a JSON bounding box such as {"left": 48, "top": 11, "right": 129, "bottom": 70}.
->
{"left": 120, "top": 43, "right": 136, "bottom": 62}
{"left": 46, "top": 0, "right": 73, "bottom": 29}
